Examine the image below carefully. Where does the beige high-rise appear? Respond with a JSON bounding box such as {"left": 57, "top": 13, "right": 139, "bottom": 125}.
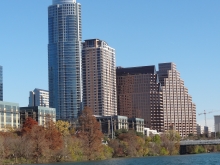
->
{"left": 157, "top": 63, "right": 197, "bottom": 137}
{"left": 82, "top": 39, "right": 117, "bottom": 116}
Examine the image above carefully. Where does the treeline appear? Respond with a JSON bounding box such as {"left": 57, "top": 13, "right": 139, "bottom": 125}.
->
{"left": 186, "top": 145, "right": 220, "bottom": 154}
{"left": 109, "top": 128, "right": 180, "bottom": 157}
{"left": 0, "top": 107, "right": 181, "bottom": 164}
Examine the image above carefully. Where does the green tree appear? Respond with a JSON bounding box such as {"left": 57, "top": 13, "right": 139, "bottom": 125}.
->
{"left": 152, "top": 134, "right": 161, "bottom": 144}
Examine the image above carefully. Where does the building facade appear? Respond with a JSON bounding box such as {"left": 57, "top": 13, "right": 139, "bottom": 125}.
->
{"left": 0, "top": 101, "right": 20, "bottom": 131}
{"left": 82, "top": 39, "right": 117, "bottom": 116}
{"left": 204, "top": 126, "right": 212, "bottom": 137}
{"left": 20, "top": 106, "right": 56, "bottom": 127}
{"left": 144, "top": 128, "right": 160, "bottom": 137}
{"left": 157, "top": 63, "right": 197, "bottom": 137}
{"left": 96, "top": 115, "right": 128, "bottom": 137}
{"left": 116, "top": 66, "right": 164, "bottom": 132}
{"left": 0, "top": 66, "right": 2, "bottom": 101}
{"left": 29, "top": 88, "right": 49, "bottom": 107}
{"left": 197, "top": 124, "right": 204, "bottom": 135}
{"left": 214, "top": 115, "right": 220, "bottom": 133}
{"left": 128, "top": 118, "right": 145, "bottom": 134}
{"left": 48, "top": 0, "right": 82, "bottom": 120}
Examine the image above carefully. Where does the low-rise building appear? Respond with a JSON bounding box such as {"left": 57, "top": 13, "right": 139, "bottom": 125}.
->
{"left": 95, "top": 115, "right": 128, "bottom": 137}
{"left": 128, "top": 117, "right": 145, "bottom": 134}
{"left": 144, "top": 128, "right": 159, "bottom": 137}
{"left": 197, "top": 124, "right": 204, "bottom": 135}
{"left": 0, "top": 101, "right": 20, "bottom": 131}
{"left": 20, "top": 106, "right": 56, "bottom": 127}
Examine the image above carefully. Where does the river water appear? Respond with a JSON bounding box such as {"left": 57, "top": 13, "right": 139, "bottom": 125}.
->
{"left": 32, "top": 153, "right": 220, "bottom": 165}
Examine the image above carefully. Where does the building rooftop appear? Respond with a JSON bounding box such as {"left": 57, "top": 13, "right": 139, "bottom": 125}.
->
{"left": 53, "top": 0, "right": 76, "bottom": 5}
{"left": 116, "top": 66, "right": 156, "bottom": 76}
{"left": 34, "top": 88, "right": 49, "bottom": 92}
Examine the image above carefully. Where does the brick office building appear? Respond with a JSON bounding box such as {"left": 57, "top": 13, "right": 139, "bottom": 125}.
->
{"left": 116, "top": 66, "right": 164, "bottom": 132}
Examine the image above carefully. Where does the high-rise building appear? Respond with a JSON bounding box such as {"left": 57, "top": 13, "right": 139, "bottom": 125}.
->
{"left": 214, "top": 115, "right": 220, "bottom": 133}
{"left": 157, "top": 63, "right": 197, "bottom": 137}
{"left": 48, "top": 0, "right": 82, "bottom": 120}
{"left": 29, "top": 88, "right": 49, "bottom": 107}
{"left": 82, "top": 39, "right": 117, "bottom": 116}
{"left": 204, "top": 126, "right": 212, "bottom": 137}
{"left": 0, "top": 66, "right": 3, "bottom": 101}
{"left": 116, "top": 66, "right": 164, "bottom": 132}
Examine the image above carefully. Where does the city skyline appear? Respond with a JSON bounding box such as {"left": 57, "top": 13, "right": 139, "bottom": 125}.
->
{"left": 0, "top": 0, "right": 220, "bottom": 129}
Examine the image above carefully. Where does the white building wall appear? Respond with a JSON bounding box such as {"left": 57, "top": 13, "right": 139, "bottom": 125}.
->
{"left": 29, "top": 89, "right": 49, "bottom": 107}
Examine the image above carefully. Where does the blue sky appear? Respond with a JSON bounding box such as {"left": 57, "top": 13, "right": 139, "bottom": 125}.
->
{"left": 0, "top": 0, "right": 219, "bottom": 130}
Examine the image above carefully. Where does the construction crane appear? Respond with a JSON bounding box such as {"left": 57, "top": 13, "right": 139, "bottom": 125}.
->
{"left": 198, "top": 110, "right": 220, "bottom": 126}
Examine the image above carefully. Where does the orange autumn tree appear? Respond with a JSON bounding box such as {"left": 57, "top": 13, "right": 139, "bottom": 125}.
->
{"left": 45, "top": 120, "right": 63, "bottom": 152}
{"left": 21, "top": 117, "right": 38, "bottom": 134}
{"left": 78, "top": 107, "right": 103, "bottom": 160}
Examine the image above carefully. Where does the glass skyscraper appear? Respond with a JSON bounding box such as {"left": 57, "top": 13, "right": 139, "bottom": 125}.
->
{"left": 0, "top": 66, "right": 2, "bottom": 101}
{"left": 48, "top": 0, "right": 82, "bottom": 120}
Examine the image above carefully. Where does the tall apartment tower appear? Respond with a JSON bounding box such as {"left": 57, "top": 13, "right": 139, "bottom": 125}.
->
{"left": 116, "top": 66, "right": 164, "bottom": 132}
{"left": 0, "top": 66, "right": 2, "bottom": 101}
{"left": 82, "top": 39, "right": 117, "bottom": 116}
{"left": 29, "top": 88, "right": 49, "bottom": 107}
{"left": 157, "top": 63, "right": 196, "bottom": 137}
{"left": 48, "top": 0, "right": 82, "bottom": 120}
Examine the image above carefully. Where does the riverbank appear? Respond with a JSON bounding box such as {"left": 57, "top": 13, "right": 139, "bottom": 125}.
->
{"left": 14, "top": 153, "right": 220, "bottom": 165}
{"left": 2, "top": 149, "right": 220, "bottom": 165}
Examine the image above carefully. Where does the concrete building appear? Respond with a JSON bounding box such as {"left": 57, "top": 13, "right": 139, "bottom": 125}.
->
{"left": 116, "top": 66, "right": 164, "bottom": 132}
{"left": 157, "top": 62, "right": 197, "bottom": 137}
{"left": 204, "top": 126, "right": 211, "bottom": 137}
{"left": 82, "top": 39, "right": 117, "bottom": 116}
{"left": 48, "top": 0, "right": 82, "bottom": 120}
{"left": 128, "top": 118, "right": 145, "bottom": 134}
{"left": 144, "top": 128, "right": 160, "bottom": 137}
{"left": 29, "top": 88, "right": 49, "bottom": 107}
{"left": 20, "top": 106, "right": 56, "bottom": 127}
{"left": 95, "top": 115, "right": 128, "bottom": 137}
{"left": 0, "top": 101, "right": 20, "bottom": 131}
{"left": 0, "top": 66, "right": 2, "bottom": 101}
{"left": 214, "top": 115, "right": 220, "bottom": 133}
{"left": 197, "top": 124, "right": 204, "bottom": 135}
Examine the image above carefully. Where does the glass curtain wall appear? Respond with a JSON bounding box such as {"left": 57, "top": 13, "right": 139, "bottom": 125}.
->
{"left": 48, "top": 1, "right": 82, "bottom": 120}
{"left": 0, "top": 101, "right": 20, "bottom": 130}
{"left": 0, "top": 66, "right": 3, "bottom": 101}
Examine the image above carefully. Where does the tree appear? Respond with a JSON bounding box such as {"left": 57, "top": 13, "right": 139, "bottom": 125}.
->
{"left": 55, "top": 120, "right": 70, "bottom": 137}
{"left": 78, "top": 107, "right": 103, "bottom": 160}
{"left": 161, "top": 130, "right": 181, "bottom": 155}
{"left": 152, "top": 134, "right": 161, "bottom": 144}
{"left": 28, "top": 125, "right": 50, "bottom": 163}
{"left": 45, "top": 120, "right": 63, "bottom": 151}
{"left": 21, "top": 117, "right": 38, "bottom": 134}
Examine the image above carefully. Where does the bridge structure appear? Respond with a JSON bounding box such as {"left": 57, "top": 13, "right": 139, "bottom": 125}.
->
{"left": 179, "top": 139, "right": 220, "bottom": 154}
